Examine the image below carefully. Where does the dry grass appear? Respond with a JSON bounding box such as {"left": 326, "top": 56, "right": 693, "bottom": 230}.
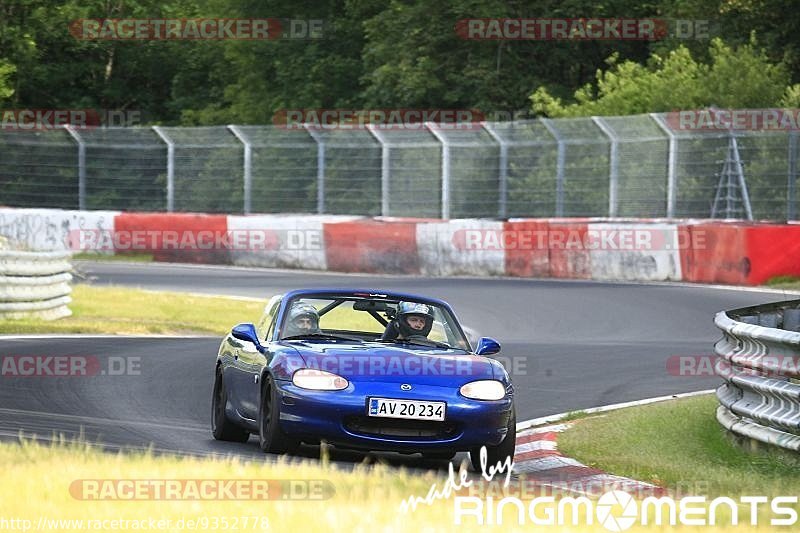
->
{"left": 0, "top": 285, "right": 263, "bottom": 335}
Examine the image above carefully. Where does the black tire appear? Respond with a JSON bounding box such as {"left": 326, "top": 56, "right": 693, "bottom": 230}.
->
{"left": 211, "top": 368, "right": 250, "bottom": 443}
{"left": 258, "top": 374, "right": 299, "bottom": 454}
{"left": 422, "top": 451, "right": 456, "bottom": 461}
{"left": 470, "top": 407, "right": 516, "bottom": 472}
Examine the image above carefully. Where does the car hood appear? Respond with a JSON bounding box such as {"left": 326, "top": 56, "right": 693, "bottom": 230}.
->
{"left": 283, "top": 341, "right": 496, "bottom": 385}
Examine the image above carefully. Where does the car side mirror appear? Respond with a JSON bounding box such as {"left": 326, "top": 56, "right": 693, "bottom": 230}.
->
{"left": 231, "top": 323, "right": 262, "bottom": 349}
{"left": 475, "top": 336, "right": 501, "bottom": 356}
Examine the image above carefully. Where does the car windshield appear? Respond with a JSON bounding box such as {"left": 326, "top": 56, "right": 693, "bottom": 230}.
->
{"left": 279, "top": 295, "right": 470, "bottom": 350}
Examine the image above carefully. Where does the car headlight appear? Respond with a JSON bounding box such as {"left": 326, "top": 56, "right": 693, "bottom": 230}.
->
{"left": 292, "top": 369, "right": 349, "bottom": 391}
{"left": 459, "top": 380, "right": 506, "bottom": 400}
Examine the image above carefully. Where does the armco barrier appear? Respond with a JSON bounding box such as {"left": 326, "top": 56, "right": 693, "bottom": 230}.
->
{"left": 0, "top": 250, "right": 73, "bottom": 320}
{"left": 714, "top": 300, "right": 800, "bottom": 452}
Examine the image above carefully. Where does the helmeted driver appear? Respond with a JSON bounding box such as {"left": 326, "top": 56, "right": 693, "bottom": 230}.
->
{"left": 381, "top": 301, "right": 434, "bottom": 341}
{"left": 283, "top": 303, "right": 321, "bottom": 337}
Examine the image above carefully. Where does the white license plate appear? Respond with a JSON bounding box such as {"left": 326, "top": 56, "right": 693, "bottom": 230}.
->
{"left": 367, "top": 398, "right": 446, "bottom": 421}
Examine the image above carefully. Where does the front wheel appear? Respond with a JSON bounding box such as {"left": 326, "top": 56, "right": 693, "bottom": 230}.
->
{"left": 470, "top": 408, "right": 516, "bottom": 472}
{"left": 211, "top": 368, "right": 250, "bottom": 443}
{"left": 258, "top": 374, "right": 299, "bottom": 454}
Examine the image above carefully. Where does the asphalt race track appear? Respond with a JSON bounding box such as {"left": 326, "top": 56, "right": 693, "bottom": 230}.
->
{"left": 1, "top": 260, "right": 794, "bottom": 466}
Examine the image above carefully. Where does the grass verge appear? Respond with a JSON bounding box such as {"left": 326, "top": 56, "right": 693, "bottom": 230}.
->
{"left": 558, "top": 394, "right": 800, "bottom": 497}
{"left": 73, "top": 252, "right": 154, "bottom": 262}
{"left": 764, "top": 275, "right": 800, "bottom": 291}
{"left": 0, "top": 284, "right": 263, "bottom": 335}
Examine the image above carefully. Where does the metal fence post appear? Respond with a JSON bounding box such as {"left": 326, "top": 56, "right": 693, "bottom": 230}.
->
{"left": 482, "top": 121, "right": 508, "bottom": 218}
{"left": 227, "top": 125, "right": 252, "bottom": 215}
{"left": 425, "top": 122, "right": 450, "bottom": 219}
{"left": 540, "top": 119, "right": 565, "bottom": 217}
{"left": 592, "top": 116, "right": 618, "bottom": 217}
{"left": 152, "top": 126, "right": 175, "bottom": 212}
{"left": 304, "top": 125, "right": 326, "bottom": 214}
{"left": 730, "top": 134, "right": 753, "bottom": 220}
{"left": 650, "top": 113, "right": 677, "bottom": 218}
{"left": 366, "top": 125, "right": 390, "bottom": 216}
{"left": 63, "top": 125, "right": 86, "bottom": 210}
{"left": 789, "top": 131, "right": 798, "bottom": 221}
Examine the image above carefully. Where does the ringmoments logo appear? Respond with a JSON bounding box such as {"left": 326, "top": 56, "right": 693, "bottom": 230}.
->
{"left": 452, "top": 490, "right": 799, "bottom": 528}
{"left": 595, "top": 491, "right": 638, "bottom": 531}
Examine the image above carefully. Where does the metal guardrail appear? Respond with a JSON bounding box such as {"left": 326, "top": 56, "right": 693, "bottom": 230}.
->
{"left": 0, "top": 250, "right": 73, "bottom": 320}
{"left": 714, "top": 299, "right": 800, "bottom": 451}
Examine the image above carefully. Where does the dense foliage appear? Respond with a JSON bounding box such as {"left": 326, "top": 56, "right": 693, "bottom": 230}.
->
{"left": 1, "top": 0, "right": 798, "bottom": 123}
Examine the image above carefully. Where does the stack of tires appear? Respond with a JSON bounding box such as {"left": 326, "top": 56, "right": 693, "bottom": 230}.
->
{"left": 0, "top": 237, "right": 72, "bottom": 320}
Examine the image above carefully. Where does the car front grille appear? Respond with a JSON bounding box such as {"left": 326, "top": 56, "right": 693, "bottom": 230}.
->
{"left": 344, "top": 416, "right": 460, "bottom": 440}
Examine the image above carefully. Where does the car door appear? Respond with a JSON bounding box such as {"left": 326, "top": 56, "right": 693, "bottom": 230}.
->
{"left": 237, "top": 296, "right": 281, "bottom": 419}
{"left": 218, "top": 333, "right": 246, "bottom": 418}
{"left": 224, "top": 331, "right": 254, "bottom": 420}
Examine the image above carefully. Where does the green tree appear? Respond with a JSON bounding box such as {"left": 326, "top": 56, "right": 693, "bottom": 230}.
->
{"left": 180, "top": 0, "right": 381, "bottom": 124}
{"left": 0, "top": 59, "right": 14, "bottom": 101}
{"left": 0, "top": 0, "right": 205, "bottom": 122}
{"left": 532, "top": 37, "right": 792, "bottom": 117}
{"left": 359, "top": 0, "right": 656, "bottom": 115}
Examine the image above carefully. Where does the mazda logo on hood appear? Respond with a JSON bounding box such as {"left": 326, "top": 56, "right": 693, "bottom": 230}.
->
{"left": 400, "top": 383, "right": 412, "bottom": 391}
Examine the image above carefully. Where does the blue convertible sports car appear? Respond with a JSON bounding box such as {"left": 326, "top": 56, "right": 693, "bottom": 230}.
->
{"left": 212, "top": 289, "right": 515, "bottom": 470}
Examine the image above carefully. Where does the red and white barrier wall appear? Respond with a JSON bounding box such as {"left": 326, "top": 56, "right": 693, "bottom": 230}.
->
{"left": 2, "top": 207, "right": 799, "bottom": 286}
{"left": 229, "top": 214, "right": 357, "bottom": 271}
{"left": 0, "top": 208, "right": 119, "bottom": 253}
{"left": 417, "top": 219, "right": 506, "bottom": 276}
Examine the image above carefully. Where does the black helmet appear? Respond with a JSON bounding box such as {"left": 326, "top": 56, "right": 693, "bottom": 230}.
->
{"left": 284, "top": 303, "right": 321, "bottom": 337}
{"left": 396, "top": 301, "right": 434, "bottom": 337}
